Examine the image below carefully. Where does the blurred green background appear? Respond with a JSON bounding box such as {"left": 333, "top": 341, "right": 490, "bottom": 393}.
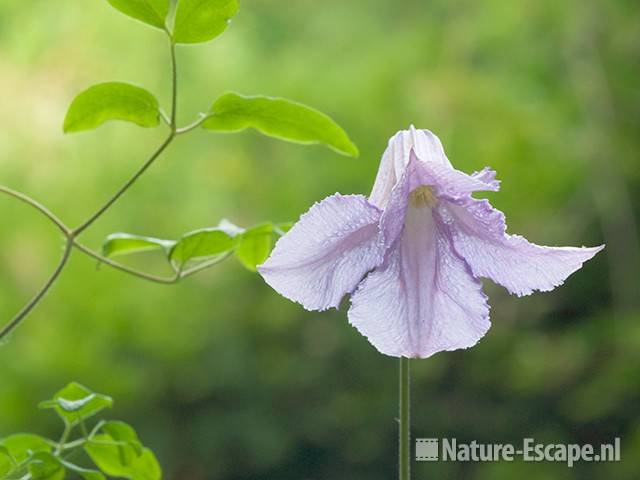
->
{"left": 1, "top": 0, "right": 638, "bottom": 478}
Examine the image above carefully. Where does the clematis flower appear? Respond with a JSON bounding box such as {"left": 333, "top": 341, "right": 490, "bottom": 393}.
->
{"left": 259, "top": 127, "right": 604, "bottom": 358}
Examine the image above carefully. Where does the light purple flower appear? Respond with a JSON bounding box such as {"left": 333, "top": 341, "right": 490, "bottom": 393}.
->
{"left": 259, "top": 127, "right": 604, "bottom": 358}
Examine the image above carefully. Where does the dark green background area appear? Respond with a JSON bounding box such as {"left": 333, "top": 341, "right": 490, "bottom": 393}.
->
{"left": 0, "top": 0, "right": 638, "bottom": 478}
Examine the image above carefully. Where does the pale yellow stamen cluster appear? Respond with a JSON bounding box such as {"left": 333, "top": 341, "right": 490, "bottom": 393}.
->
{"left": 409, "top": 185, "right": 437, "bottom": 208}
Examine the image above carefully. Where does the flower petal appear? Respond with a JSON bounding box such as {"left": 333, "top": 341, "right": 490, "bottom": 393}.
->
{"left": 380, "top": 150, "right": 498, "bottom": 249}
{"left": 348, "top": 204, "right": 491, "bottom": 358}
{"left": 258, "top": 194, "right": 385, "bottom": 311}
{"left": 471, "top": 167, "right": 500, "bottom": 191}
{"left": 370, "top": 128, "right": 497, "bottom": 209}
{"left": 417, "top": 154, "right": 499, "bottom": 199}
{"left": 441, "top": 197, "right": 605, "bottom": 296}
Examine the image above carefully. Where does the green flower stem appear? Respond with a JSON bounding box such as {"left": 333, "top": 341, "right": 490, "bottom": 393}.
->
{"left": 399, "top": 357, "right": 410, "bottom": 480}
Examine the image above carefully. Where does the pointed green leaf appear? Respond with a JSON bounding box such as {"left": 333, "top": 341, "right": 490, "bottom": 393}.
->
{"left": 38, "top": 382, "right": 113, "bottom": 426}
{"left": 235, "top": 223, "right": 274, "bottom": 272}
{"left": 173, "top": 0, "right": 239, "bottom": 44}
{"left": 28, "top": 452, "right": 65, "bottom": 480}
{"left": 107, "top": 0, "right": 170, "bottom": 29}
{"left": 0, "top": 434, "right": 51, "bottom": 464}
{"left": 170, "top": 227, "right": 237, "bottom": 269}
{"left": 203, "top": 93, "right": 359, "bottom": 157}
{"left": 64, "top": 82, "right": 160, "bottom": 133}
{"left": 85, "top": 430, "right": 161, "bottom": 480}
{"left": 103, "top": 233, "right": 175, "bottom": 258}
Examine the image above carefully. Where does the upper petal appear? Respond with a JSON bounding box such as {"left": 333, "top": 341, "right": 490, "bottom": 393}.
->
{"left": 348, "top": 204, "right": 491, "bottom": 358}
{"left": 380, "top": 150, "right": 499, "bottom": 249}
{"left": 416, "top": 152, "right": 499, "bottom": 199}
{"left": 440, "top": 196, "right": 605, "bottom": 296}
{"left": 471, "top": 167, "right": 500, "bottom": 191}
{"left": 258, "top": 194, "right": 385, "bottom": 311}
{"left": 370, "top": 127, "right": 497, "bottom": 209}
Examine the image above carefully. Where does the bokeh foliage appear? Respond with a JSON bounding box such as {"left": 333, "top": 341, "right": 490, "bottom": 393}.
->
{"left": 0, "top": 0, "right": 638, "bottom": 479}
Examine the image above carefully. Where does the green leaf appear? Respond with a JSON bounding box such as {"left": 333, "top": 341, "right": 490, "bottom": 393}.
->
{"left": 0, "top": 445, "right": 14, "bottom": 477}
{"left": 203, "top": 93, "right": 359, "bottom": 157}
{"left": 28, "top": 452, "right": 65, "bottom": 480}
{"left": 103, "top": 233, "right": 175, "bottom": 258}
{"left": 170, "top": 227, "right": 237, "bottom": 269}
{"left": 235, "top": 223, "right": 274, "bottom": 272}
{"left": 38, "top": 382, "right": 113, "bottom": 426}
{"left": 173, "top": 0, "right": 239, "bottom": 44}
{"left": 85, "top": 429, "right": 161, "bottom": 480}
{"left": 64, "top": 82, "right": 160, "bottom": 133}
{"left": 107, "top": 0, "right": 170, "bottom": 29}
{"left": 0, "top": 434, "right": 51, "bottom": 464}
{"left": 100, "top": 421, "right": 144, "bottom": 465}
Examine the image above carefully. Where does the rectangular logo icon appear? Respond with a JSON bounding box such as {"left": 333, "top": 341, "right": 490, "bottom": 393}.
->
{"left": 416, "top": 438, "right": 439, "bottom": 461}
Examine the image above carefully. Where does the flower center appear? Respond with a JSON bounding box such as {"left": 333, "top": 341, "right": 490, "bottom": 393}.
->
{"left": 409, "top": 185, "right": 437, "bottom": 208}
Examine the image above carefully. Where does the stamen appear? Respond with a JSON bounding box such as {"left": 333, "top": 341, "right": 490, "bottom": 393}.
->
{"left": 409, "top": 186, "right": 437, "bottom": 208}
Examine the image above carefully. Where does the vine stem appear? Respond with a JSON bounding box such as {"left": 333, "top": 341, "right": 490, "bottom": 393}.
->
{"left": 55, "top": 423, "right": 72, "bottom": 455}
{"left": 0, "top": 137, "right": 176, "bottom": 341}
{"left": 0, "top": 35, "right": 233, "bottom": 339}
{"left": 71, "top": 241, "right": 178, "bottom": 284}
{"left": 72, "top": 131, "right": 175, "bottom": 236}
{"left": 399, "top": 356, "right": 410, "bottom": 480}
{"left": 72, "top": 37, "right": 179, "bottom": 238}
{"left": 176, "top": 113, "right": 212, "bottom": 135}
{"left": 0, "top": 35, "right": 185, "bottom": 339}
{"left": 0, "top": 185, "right": 70, "bottom": 235}
{"left": 0, "top": 238, "right": 73, "bottom": 339}
{"left": 170, "top": 39, "right": 178, "bottom": 128}
{"left": 0, "top": 184, "right": 233, "bottom": 287}
{"left": 72, "top": 242, "right": 231, "bottom": 284}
